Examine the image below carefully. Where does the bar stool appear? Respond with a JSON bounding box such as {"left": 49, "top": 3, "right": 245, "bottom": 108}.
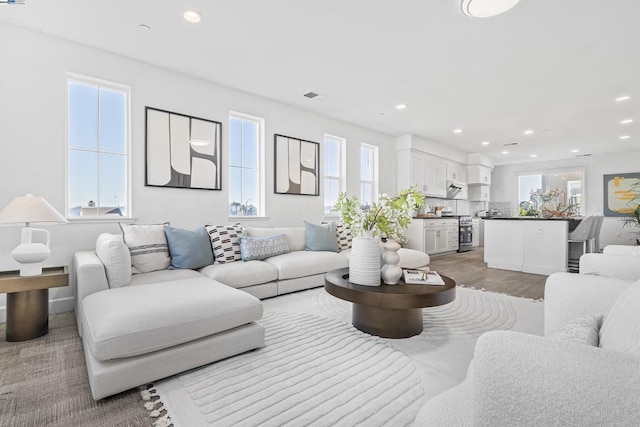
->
{"left": 567, "top": 216, "right": 595, "bottom": 272}
{"left": 587, "top": 215, "right": 604, "bottom": 253}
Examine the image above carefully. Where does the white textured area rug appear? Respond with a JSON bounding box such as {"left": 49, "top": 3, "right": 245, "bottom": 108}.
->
{"left": 147, "top": 287, "right": 544, "bottom": 426}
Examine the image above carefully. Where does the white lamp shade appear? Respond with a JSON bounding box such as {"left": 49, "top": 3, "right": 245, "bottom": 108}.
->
{"left": 0, "top": 194, "right": 68, "bottom": 225}
{"left": 461, "top": 0, "right": 520, "bottom": 18}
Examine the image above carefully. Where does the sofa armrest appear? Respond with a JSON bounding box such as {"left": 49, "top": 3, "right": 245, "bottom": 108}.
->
{"left": 74, "top": 251, "right": 109, "bottom": 336}
{"left": 473, "top": 331, "right": 640, "bottom": 427}
{"left": 580, "top": 253, "right": 640, "bottom": 280}
{"left": 544, "top": 272, "right": 633, "bottom": 335}
{"left": 603, "top": 244, "right": 640, "bottom": 256}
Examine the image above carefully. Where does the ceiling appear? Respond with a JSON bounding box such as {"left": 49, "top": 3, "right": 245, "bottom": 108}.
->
{"left": 1, "top": 0, "right": 638, "bottom": 165}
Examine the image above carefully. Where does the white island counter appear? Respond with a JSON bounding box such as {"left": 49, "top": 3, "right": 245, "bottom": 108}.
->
{"left": 483, "top": 218, "right": 577, "bottom": 275}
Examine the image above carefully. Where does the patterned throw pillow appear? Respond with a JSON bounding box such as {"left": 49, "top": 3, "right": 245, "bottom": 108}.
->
{"left": 238, "top": 234, "right": 290, "bottom": 261}
{"left": 323, "top": 222, "right": 353, "bottom": 252}
{"left": 205, "top": 224, "right": 243, "bottom": 263}
{"left": 119, "top": 223, "right": 171, "bottom": 274}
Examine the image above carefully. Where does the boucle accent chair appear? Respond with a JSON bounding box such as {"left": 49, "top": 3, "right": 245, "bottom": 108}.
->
{"left": 417, "top": 252, "right": 640, "bottom": 425}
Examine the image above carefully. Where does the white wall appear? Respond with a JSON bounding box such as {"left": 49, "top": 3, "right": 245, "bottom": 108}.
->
{"left": 0, "top": 23, "right": 397, "bottom": 319}
{"left": 491, "top": 153, "right": 640, "bottom": 248}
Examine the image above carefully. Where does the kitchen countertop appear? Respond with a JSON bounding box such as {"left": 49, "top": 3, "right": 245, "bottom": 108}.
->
{"left": 480, "top": 216, "right": 583, "bottom": 221}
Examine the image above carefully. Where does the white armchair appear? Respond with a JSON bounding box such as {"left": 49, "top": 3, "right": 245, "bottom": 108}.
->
{"left": 579, "top": 244, "right": 640, "bottom": 281}
{"left": 416, "top": 270, "right": 640, "bottom": 426}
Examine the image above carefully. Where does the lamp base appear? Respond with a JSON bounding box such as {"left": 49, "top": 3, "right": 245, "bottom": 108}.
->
{"left": 18, "top": 262, "right": 44, "bottom": 277}
{"left": 11, "top": 243, "right": 50, "bottom": 277}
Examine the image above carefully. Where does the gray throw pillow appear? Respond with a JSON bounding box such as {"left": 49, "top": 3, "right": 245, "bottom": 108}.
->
{"left": 164, "top": 226, "right": 214, "bottom": 270}
{"left": 304, "top": 221, "right": 339, "bottom": 252}
{"left": 238, "top": 234, "right": 290, "bottom": 261}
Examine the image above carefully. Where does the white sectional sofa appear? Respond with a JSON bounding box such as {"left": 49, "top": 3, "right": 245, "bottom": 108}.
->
{"left": 75, "top": 225, "right": 430, "bottom": 399}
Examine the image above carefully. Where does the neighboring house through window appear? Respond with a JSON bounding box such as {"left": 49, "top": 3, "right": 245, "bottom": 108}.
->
{"left": 360, "top": 143, "right": 378, "bottom": 209}
{"left": 323, "top": 134, "right": 346, "bottom": 214}
{"left": 66, "top": 74, "right": 130, "bottom": 218}
{"left": 229, "top": 112, "right": 265, "bottom": 216}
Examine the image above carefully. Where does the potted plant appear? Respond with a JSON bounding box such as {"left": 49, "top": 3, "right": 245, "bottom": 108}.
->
{"left": 622, "top": 182, "right": 640, "bottom": 245}
{"left": 333, "top": 187, "right": 424, "bottom": 285}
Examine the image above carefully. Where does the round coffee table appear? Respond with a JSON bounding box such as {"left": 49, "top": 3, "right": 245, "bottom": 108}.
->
{"left": 324, "top": 267, "right": 456, "bottom": 338}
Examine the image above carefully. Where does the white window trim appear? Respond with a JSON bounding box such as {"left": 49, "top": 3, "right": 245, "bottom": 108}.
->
{"left": 360, "top": 143, "right": 379, "bottom": 205}
{"left": 323, "top": 134, "right": 347, "bottom": 217}
{"left": 515, "top": 166, "right": 587, "bottom": 215}
{"left": 65, "top": 72, "right": 132, "bottom": 222}
{"left": 228, "top": 111, "right": 266, "bottom": 218}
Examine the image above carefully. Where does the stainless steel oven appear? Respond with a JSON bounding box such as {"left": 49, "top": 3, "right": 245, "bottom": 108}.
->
{"left": 458, "top": 216, "right": 473, "bottom": 252}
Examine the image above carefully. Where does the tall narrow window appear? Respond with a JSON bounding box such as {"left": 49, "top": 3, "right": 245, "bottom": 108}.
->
{"left": 66, "top": 75, "right": 129, "bottom": 218}
{"left": 323, "top": 134, "right": 346, "bottom": 214}
{"left": 360, "top": 143, "right": 378, "bottom": 209}
{"left": 229, "top": 112, "right": 264, "bottom": 216}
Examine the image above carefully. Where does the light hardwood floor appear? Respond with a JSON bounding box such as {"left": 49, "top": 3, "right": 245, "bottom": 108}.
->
{"left": 427, "top": 247, "right": 547, "bottom": 300}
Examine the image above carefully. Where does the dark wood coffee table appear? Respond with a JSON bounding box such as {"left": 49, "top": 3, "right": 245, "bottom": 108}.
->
{"left": 324, "top": 267, "right": 456, "bottom": 338}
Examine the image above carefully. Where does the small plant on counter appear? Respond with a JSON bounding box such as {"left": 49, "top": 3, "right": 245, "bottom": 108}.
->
{"left": 529, "top": 187, "right": 580, "bottom": 218}
{"left": 333, "top": 186, "right": 425, "bottom": 244}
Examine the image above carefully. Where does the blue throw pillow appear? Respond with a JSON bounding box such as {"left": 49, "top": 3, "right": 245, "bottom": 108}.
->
{"left": 164, "top": 226, "right": 214, "bottom": 269}
{"left": 304, "top": 221, "right": 339, "bottom": 252}
{"left": 238, "top": 234, "right": 290, "bottom": 261}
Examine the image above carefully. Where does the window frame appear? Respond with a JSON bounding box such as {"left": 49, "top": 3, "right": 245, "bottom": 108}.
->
{"left": 228, "top": 111, "right": 266, "bottom": 218}
{"left": 360, "top": 143, "right": 379, "bottom": 208}
{"left": 323, "top": 134, "right": 346, "bottom": 216}
{"left": 516, "top": 166, "right": 587, "bottom": 217}
{"left": 65, "top": 72, "right": 131, "bottom": 221}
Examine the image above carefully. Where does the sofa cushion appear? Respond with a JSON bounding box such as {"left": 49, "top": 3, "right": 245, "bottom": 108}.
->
{"left": 599, "top": 278, "right": 640, "bottom": 356}
{"left": 120, "top": 223, "right": 171, "bottom": 274}
{"left": 304, "top": 221, "right": 339, "bottom": 252}
{"left": 205, "top": 224, "right": 243, "bottom": 264}
{"left": 238, "top": 234, "right": 290, "bottom": 261}
{"left": 81, "top": 277, "right": 263, "bottom": 361}
{"left": 548, "top": 315, "right": 602, "bottom": 347}
{"left": 199, "top": 260, "right": 278, "bottom": 288}
{"left": 164, "top": 226, "right": 214, "bottom": 269}
{"left": 129, "top": 268, "right": 203, "bottom": 286}
{"left": 264, "top": 251, "right": 348, "bottom": 280}
{"left": 95, "top": 233, "right": 131, "bottom": 288}
{"left": 244, "top": 227, "right": 306, "bottom": 252}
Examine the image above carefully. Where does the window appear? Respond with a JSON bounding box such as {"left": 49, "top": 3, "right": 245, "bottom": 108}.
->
{"left": 517, "top": 169, "right": 584, "bottom": 216}
{"left": 323, "top": 134, "right": 346, "bottom": 214}
{"left": 360, "top": 143, "right": 378, "bottom": 209}
{"left": 66, "top": 74, "right": 129, "bottom": 218}
{"left": 229, "top": 112, "right": 265, "bottom": 217}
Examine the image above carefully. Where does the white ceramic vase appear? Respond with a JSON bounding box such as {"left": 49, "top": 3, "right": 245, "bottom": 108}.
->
{"left": 349, "top": 232, "right": 381, "bottom": 286}
{"left": 381, "top": 240, "right": 403, "bottom": 285}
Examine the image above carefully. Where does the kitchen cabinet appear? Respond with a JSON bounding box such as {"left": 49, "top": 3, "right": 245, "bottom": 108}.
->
{"left": 472, "top": 219, "right": 480, "bottom": 247}
{"left": 406, "top": 151, "right": 447, "bottom": 197}
{"left": 467, "top": 165, "right": 492, "bottom": 185}
{"left": 446, "top": 162, "right": 467, "bottom": 183}
{"left": 469, "top": 186, "right": 490, "bottom": 202}
{"left": 406, "top": 218, "right": 459, "bottom": 255}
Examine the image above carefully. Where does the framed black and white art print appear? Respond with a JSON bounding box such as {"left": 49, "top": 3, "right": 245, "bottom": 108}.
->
{"left": 145, "top": 107, "right": 222, "bottom": 190}
{"left": 274, "top": 134, "right": 320, "bottom": 196}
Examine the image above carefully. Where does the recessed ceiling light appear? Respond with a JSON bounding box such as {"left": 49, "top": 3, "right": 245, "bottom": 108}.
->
{"left": 183, "top": 10, "right": 202, "bottom": 23}
{"left": 481, "top": 141, "right": 490, "bottom": 145}
{"left": 570, "top": 149, "right": 580, "bottom": 153}
{"left": 523, "top": 130, "right": 534, "bottom": 135}
{"left": 620, "top": 135, "right": 631, "bottom": 140}
{"left": 461, "top": 0, "right": 520, "bottom": 18}
{"left": 395, "top": 104, "right": 407, "bottom": 110}
{"left": 530, "top": 154, "right": 538, "bottom": 158}
{"left": 616, "top": 95, "right": 631, "bottom": 102}
{"left": 453, "top": 129, "right": 463, "bottom": 134}
{"left": 621, "top": 119, "right": 634, "bottom": 124}
{"left": 502, "top": 150, "right": 509, "bottom": 154}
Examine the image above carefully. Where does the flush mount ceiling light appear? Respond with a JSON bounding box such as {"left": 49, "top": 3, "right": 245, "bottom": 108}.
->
{"left": 183, "top": 10, "right": 202, "bottom": 23}
{"left": 616, "top": 95, "right": 631, "bottom": 102}
{"left": 461, "top": 0, "right": 520, "bottom": 18}
{"left": 395, "top": 104, "right": 408, "bottom": 110}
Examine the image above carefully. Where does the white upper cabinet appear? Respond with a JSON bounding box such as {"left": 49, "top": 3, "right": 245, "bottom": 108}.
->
{"left": 467, "top": 165, "right": 492, "bottom": 185}
{"left": 446, "top": 162, "right": 467, "bottom": 183}
{"left": 398, "top": 149, "right": 447, "bottom": 197}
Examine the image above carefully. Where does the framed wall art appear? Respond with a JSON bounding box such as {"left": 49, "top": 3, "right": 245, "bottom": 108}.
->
{"left": 274, "top": 134, "right": 320, "bottom": 196}
{"left": 145, "top": 107, "right": 222, "bottom": 190}
{"left": 603, "top": 172, "right": 640, "bottom": 217}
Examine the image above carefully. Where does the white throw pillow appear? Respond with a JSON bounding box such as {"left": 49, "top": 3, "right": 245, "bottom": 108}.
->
{"left": 599, "top": 279, "right": 640, "bottom": 356}
{"left": 95, "top": 233, "right": 132, "bottom": 288}
{"left": 120, "top": 223, "right": 171, "bottom": 274}
{"left": 548, "top": 315, "right": 602, "bottom": 347}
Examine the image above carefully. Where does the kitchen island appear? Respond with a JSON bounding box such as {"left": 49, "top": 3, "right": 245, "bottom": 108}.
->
{"left": 483, "top": 217, "right": 581, "bottom": 275}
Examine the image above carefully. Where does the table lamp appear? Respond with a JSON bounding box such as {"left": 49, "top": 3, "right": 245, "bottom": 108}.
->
{"left": 0, "top": 194, "right": 68, "bottom": 276}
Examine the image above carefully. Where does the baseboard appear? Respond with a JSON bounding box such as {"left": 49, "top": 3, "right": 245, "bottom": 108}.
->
{"left": 0, "top": 296, "right": 74, "bottom": 323}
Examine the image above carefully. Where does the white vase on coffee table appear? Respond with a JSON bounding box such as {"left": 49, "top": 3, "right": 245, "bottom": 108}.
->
{"left": 381, "top": 240, "right": 403, "bottom": 285}
{"left": 349, "top": 231, "right": 381, "bottom": 286}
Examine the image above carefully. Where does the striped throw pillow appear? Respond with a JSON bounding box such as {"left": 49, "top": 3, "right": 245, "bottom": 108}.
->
{"left": 205, "top": 224, "right": 243, "bottom": 263}
{"left": 120, "top": 223, "right": 171, "bottom": 274}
